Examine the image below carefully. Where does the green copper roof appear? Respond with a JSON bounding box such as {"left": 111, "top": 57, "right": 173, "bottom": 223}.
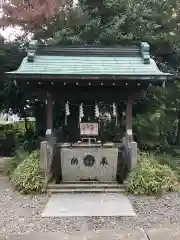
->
{"left": 6, "top": 41, "right": 173, "bottom": 81}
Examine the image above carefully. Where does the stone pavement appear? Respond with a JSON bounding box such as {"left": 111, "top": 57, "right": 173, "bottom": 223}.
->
{"left": 3, "top": 228, "right": 148, "bottom": 240}
{"left": 42, "top": 193, "right": 136, "bottom": 217}
{"left": 4, "top": 224, "right": 180, "bottom": 240}
{"left": 147, "top": 224, "right": 180, "bottom": 240}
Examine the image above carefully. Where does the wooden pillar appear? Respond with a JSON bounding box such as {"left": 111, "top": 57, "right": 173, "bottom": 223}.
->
{"left": 126, "top": 96, "right": 132, "bottom": 130}
{"left": 47, "top": 92, "right": 53, "bottom": 131}
{"left": 35, "top": 101, "right": 46, "bottom": 137}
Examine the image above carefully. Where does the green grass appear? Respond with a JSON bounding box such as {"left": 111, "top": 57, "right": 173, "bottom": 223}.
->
{"left": 126, "top": 152, "right": 180, "bottom": 195}
{"left": 153, "top": 149, "right": 180, "bottom": 180}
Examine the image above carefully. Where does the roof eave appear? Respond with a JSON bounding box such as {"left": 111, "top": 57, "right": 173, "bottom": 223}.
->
{"left": 5, "top": 72, "right": 174, "bottom": 81}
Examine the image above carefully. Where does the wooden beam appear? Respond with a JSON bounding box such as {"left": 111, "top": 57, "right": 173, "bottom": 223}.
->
{"left": 126, "top": 96, "right": 132, "bottom": 130}
{"left": 33, "top": 87, "right": 145, "bottom": 102}
{"left": 47, "top": 92, "right": 53, "bottom": 130}
{"left": 44, "top": 91, "right": 127, "bottom": 102}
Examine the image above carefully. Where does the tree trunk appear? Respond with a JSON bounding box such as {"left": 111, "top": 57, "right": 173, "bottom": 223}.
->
{"left": 23, "top": 110, "right": 28, "bottom": 132}
{"left": 176, "top": 110, "right": 180, "bottom": 145}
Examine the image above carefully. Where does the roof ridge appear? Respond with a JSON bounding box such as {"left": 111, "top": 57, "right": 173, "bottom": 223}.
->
{"left": 26, "top": 40, "right": 150, "bottom": 64}
{"left": 37, "top": 46, "right": 141, "bottom": 57}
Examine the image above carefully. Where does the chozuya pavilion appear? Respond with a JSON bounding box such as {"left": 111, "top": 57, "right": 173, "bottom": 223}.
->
{"left": 6, "top": 40, "right": 173, "bottom": 192}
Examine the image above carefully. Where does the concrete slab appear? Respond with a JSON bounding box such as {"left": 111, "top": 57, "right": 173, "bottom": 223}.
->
{"left": 0, "top": 235, "right": 6, "bottom": 240}
{"left": 147, "top": 224, "right": 180, "bottom": 240}
{"left": 8, "top": 228, "right": 148, "bottom": 240}
{"left": 42, "top": 193, "right": 136, "bottom": 217}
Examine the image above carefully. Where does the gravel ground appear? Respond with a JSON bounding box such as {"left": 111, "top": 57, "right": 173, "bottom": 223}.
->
{"left": 0, "top": 176, "right": 180, "bottom": 236}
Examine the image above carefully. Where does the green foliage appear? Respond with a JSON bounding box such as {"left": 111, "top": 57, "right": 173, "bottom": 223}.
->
{"left": 0, "top": 42, "right": 26, "bottom": 112}
{"left": 20, "top": 127, "right": 40, "bottom": 153}
{"left": 133, "top": 85, "right": 180, "bottom": 149}
{"left": 10, "top": 150, "right": 44, "bottom": 194}
{"left": 0, "top": 157, "right": 11, "bottom": 174}
{"left": 0, "top": 121, "right": 36, "bottom": 156}
{"left": 46, "top": 0, "right": 180, "bottom": 149}
{"left": 1, "top": 0, "right": 180, "bottom": 154}
{"left": 133, "top": 111, "right": 176, "bottom": 149}
{"left": 126, "top": 152, "right": 180, "bottom": 195}
{"left": 154, "top": 148, "right": 180, "bottom": 180}
{"left": 0, "top": 122, "right": 28, "bottom": 140}
{"left": 48, "top": 0, "right": 180, "bottom": 56}
{"left": 0, "top": 124, "right": 19, "bottom": 156}
{"left": 4, "top": 148, "right": 29, "bottom": 176}
{"left": 133, "top": 112, "right": 166, "bottom": 148}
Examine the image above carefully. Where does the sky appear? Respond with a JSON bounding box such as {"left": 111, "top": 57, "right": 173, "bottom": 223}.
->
{"left": 0, "top": 26, "right": 25, "bottom": 41}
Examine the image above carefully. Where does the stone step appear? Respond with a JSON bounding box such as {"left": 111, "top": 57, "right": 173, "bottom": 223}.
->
{"left": 48, "top": 183, "right": 125, "bottom": 189}
{"left": 61, "top": 181, "right": 118, "bottom": 184}
{"left": 47, "top": 188, "right": 125, "bottom": 193}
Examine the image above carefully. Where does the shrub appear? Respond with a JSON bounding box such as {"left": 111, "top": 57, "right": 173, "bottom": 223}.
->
{"left": 0, "top": 124, "right": 17, "bottom": 156}
{"left": 0, "top": 121, "right": 36, "bottom": 156}
{"left": 0, "top": 157, "right": 12, "bottom": 174}
{"left": 4, "top": 148, "right": 29, "bottom": 176}
{"left": 10, "top": 150, "right": 44, "bottom": 194}
{"left": 22, "top": 128, "right": 40, "bottom": 153}
{"left": 154, "top": 151, "right": 180, "bottom": 181}
{"left": 126, "top": 152, "right": 180, "bottom": 195}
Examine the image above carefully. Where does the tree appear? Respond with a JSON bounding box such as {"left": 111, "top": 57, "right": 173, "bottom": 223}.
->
{"left": 0, "top": 38, "right": 28, "bottom": 118}
{"left": 2, "top": 0, "right": 180, "bottom": 146}
{"left": 48, "top": 0, "right": 180, "bottom": 147}
{"left": 133, "top": 85, "right": 179, "bottom": 148}
{"left": 0, "top": 0, "right": 74, "bottom": 130}
{"left": 0, "top": 0, "right": 74, "bottom": 40}
{"left": 49, "top": 0, "right": 180, "bottom": 50}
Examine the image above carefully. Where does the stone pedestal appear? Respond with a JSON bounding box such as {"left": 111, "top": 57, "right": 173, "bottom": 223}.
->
{"left": 60, "top": 146, "right": 118, "bottom": 182}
